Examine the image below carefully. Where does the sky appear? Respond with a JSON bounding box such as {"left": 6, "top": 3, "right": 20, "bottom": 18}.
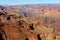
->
{"left": 0, "top": 0, "right": 60, "bottom": 5}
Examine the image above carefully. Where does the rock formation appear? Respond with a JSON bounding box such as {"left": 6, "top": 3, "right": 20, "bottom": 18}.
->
{"left": 0, "top": 4, "right": 60, "bottom": 40}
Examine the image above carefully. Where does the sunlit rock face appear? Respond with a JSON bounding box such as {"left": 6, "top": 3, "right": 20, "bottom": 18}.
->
{"left": 0, "top": 4, "right": 60, "bottom": 40}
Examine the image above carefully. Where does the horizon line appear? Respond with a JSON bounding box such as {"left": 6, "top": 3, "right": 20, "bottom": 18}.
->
{"left": 0, "top": 3, "right": 60, "bottom": 5}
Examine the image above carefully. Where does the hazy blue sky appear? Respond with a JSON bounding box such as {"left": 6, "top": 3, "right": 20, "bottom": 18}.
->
{"left": 0, "top": 0, "right": 60, "bottom": 5}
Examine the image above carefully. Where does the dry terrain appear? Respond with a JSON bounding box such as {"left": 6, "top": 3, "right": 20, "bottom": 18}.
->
{"left": 0, "top": 4, "right": 60, "bottom": 40}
